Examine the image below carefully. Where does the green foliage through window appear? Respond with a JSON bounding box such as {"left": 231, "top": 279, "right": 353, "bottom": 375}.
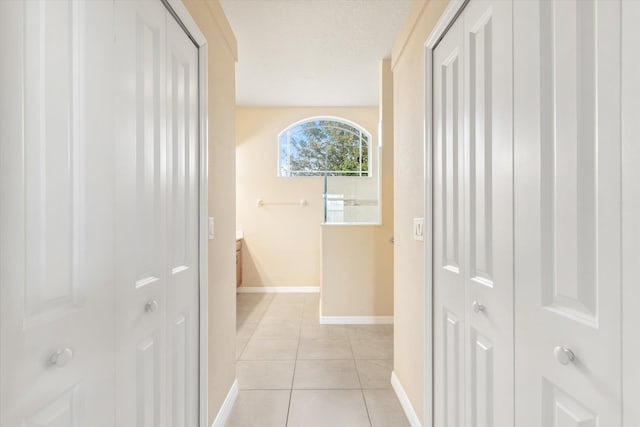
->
{"left": 278, "top": 118, "right": 370, "bottom": 177}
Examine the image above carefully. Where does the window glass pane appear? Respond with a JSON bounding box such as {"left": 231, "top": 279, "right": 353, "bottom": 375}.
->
{"left": 278, "top": 118, "right": 370, "bottom": 177}
{"left": 278, "top": 134, "right": 290, "bottom": 176}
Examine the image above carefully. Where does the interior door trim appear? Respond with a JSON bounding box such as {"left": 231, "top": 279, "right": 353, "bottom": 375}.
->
{"left": 159, "top": 1, "right": 209, "bottom": 426}
{"left": 423, "top": 1, "right": 470, "bottom": 425}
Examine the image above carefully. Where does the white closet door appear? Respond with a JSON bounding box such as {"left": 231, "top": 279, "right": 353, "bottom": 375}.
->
{"left": 514, "top": 0, "right": 622, "bottom": 425}
{"left": 115, "top": 1, "right": 169, "bottom": 425}
{"left": 462, "top": 1, "right": 513, "bottom": 426}
{"left": 433, "top": 15, "right": 465, "bottom": 427}
{"left": 114, "top": 1, "right": 200, "bottom": 426}
{"left": 0, "top": 1, "right": 116, "bottom": 426}
{"left": 165, "top": 14, "right": 200, "bottom": 427}
{"left": 434, "top": 1, "right": 514, "bottom": 425}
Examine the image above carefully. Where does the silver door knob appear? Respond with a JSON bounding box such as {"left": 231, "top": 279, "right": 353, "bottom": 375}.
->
{"left": 50, "top": 348, "right": 73, "bottom": 367}
{"left": 554, "top": 346, "right": 575, "bottom": 365}
{"left": 472, "top": 301, "right": 485, "bottom": 313}
{"left": 145, "top": 299, "right": 159, "bottom": 313}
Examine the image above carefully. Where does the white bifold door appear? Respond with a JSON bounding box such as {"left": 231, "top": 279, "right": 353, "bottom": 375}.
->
{"left": 433, "top": 0, "right": 513, "bottom": 425}
{"left": 514, "top": 0, "right": 622, "bottom": 425}
{"left": 115, "top": 1, "right": 200, "bottom": 426}
{"left": 0, "top": 1, "right": 201, "bottom": 426}
{"left": 433, "top": 0, "right": 627, "bottom": 426}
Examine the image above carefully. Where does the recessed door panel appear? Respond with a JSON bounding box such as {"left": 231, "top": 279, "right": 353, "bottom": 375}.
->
{"left": 470, "top": 330, "right": 493, "bottom": 427}
{"left": 23, "top": 0, "right": 78, "bottom": 320}
{"left": 542, "top": 379, "right": 597, "bottom": 427}
{"left": 137, "top": 335, "right": 161, "bottom": 427}
{"left": 135, "top": 12, "right": 164, "bottom": 289}
{"left": 442, "top": 52, "right": 462, "bottom": 272}
{"left": 171, "top": 315, "right": 188, "bottom": 427}
{"left": 467, "top": 11, "right": 493, "bottom": 287}
{"left": 444, "top": 311, "right": 462, "bottom": 427}
{"left": 24, "top": 386, "right": 79, "bottom": 427}
{"left": 539, "top": 0, "right": 598, "bottom": 324}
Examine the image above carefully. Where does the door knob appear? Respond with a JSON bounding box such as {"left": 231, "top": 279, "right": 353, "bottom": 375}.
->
{"left": 554, "top": 346, "right": 575, "bottom": 365}
{"left": 145, "top": 299, "right": 159, "bottom": 313}
{"left": 472, "top": 301, "right": 485, "bottom": 313}
{"left": 50, "top": 348, "right": 73, "bottom": 367}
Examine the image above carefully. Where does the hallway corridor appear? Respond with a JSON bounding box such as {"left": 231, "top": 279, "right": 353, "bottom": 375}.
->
{"left": 228, "top": 293, "right": 408, "bottom": 426}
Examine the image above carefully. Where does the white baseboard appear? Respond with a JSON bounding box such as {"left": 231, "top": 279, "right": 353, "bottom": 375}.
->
{"left": 319, "top": 315, "right": 393, "bottom": 325}
{"left": 211, "top": 379, "right": 238, "bottom": 427}
{"left": 391, "top": 371, "right": 422, "bottom": 427}
{"left": 236, "top": 286, "right": 320, "bottom": 294}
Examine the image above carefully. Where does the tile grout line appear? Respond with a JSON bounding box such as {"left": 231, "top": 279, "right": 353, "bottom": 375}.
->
{"left": 236, "top": 294, "right": 276, "bottom": 361}
{"left": 348, "top": 326, "right": 374, "bottom": 427}
{"left": 285, "top": 296, "right": 305, "bottom": 426}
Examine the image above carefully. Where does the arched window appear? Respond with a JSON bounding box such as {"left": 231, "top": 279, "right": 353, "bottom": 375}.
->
{"left": 278, "top": 117, "right": 371, "bottom": 177}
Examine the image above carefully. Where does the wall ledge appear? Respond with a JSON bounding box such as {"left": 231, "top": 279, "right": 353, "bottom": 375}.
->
{"left": 391, "top": 371, "right": 422, "bottom": 427}
{"left": 211, "top": 379, "right": 238, "bottom": 427}
{"left": 320, "top": 315, "right": 393, "bottom": 325}
{"left": 391, "top": 0, "right": 431, "bottom": 70}
{"left": 200, "top": 0, "right": 238, "bottom": 61}
{"left": 236, "top": 286, "right": 320, "bottom": 293}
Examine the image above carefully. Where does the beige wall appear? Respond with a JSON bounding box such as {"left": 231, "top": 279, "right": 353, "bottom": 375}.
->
{"left": 181, "top": 0, "right": 237, "bottom": 424}
{"left": 391, "top": 0, "right": 449, "bottom": 423}
{"left": 320, "top": 60, "right": 395, "bottom": 317}
{"left": 236, "top": 107, "right": 378, "bottom": 288}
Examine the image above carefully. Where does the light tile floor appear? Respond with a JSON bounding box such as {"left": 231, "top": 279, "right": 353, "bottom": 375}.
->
{"left": 227, "top": 293, "right": 410, "bottom": 427}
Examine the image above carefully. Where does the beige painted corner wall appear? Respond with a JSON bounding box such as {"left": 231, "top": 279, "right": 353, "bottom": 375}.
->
{"left": 320, "top": 60, "right": 395, "bottom": 317}
{"left": 181, "top": 0, "right": 237, "bottom": 425}
{"left": 236, "top": 107, "right": 378, "bottom": 288}
{"left": 391, "top": 0, "right": 449, "bottom": 423}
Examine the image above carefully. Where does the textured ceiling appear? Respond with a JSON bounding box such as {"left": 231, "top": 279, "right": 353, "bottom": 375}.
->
{"left": 220, "top": 0, "right": 413, "bottom": 106}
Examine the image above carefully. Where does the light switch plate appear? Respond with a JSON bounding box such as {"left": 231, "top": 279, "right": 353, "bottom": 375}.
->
{"left": 208, "top": 217, "right": 215, "bottom": 240}
{"left": 413, "top": 217, "right": 424, "bottom": 241}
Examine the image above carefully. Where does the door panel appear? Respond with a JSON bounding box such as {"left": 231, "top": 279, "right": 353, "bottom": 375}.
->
{"left": 137, "top": 335, "right": 162, "bottom": 427}
{"left": 540, "top": 0, "right": 598, "bottom": 324}
{"left": 115, "top": 1, "right": 168, "bottom": 425}
{"left": 434, "top": 15, "right": 465, "bottom": 427}
{"left": 23, "top": 0, "right": 76, "bottom": 320}
{"left": 0, "top": 1, "right": 115, "bottom": 425}
{"left": 514, "top": 0, "right": 622, "bottom": 425}
{"left": 466, "top": 9, "right": 493, "bottom": 288}
{"left": 463, "top": 1, "right": 513, "bottom": 426}
{"left": 622, "top": 2, "right": 640, "bottom": 426}
{"left": 542, "top": 379, "right": 598, "bottom": 427}
{"left": 469, "top": 329, "right": 493, "bottom": 427}
{"left": 166, "top": 14, "right": 200, "bottom": 427}
{"left": 24, "top": 387, "right": 79, "bottom": 427}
